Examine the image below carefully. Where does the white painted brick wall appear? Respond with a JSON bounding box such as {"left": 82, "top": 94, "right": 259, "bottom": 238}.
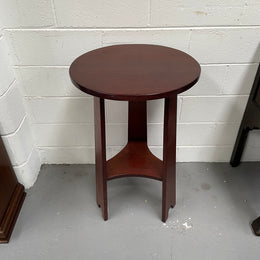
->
{"left": 53, "top": 0, "right": 150, "bottom": 28}
{"left": 0, "top": 0, "right": 55, "bottom": 28}
{"left": 181, "top": 64, "right": 258, "bottom": 96}
{"left": 150, "top": 0, "right": 245, "bottom": 27}
{"left": 0, "top": 37, "right": 14, "bottom": 95}
{"left": 24, "top": 97, "right": 94, "bottom": 124}
{"left": 189, "top": 28, "right": 260, "bottom": 64}
{"left": 5, "top": 30, "right": 102, "bottom": 66}
{"left": 13, "top": 148, "right": 41, "bottom": 189}
{"left": 0, "top": 81, "right": 26, "bottom": 134}
{"left": 2, "top": 116, "right": 34, "bottom": 165}
{"left": 179, "top": 96, "right": 248, "bottom": 123}
{"left": 15, "top": 67, "right": 85, "bottom": 97}
{"left": 0, "top": 32, "right": 41, "bottom": 188}
{"left": 102, "top": 29, "right": 190, "bottom": 52}
{"left": 1, "top": 0, "right": 260, "bottom": 165}
{"left": 222, "top": 64, "right": 259, "bottom": 94}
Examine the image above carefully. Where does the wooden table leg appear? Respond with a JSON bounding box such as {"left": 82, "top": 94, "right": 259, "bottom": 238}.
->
{"left": 162, "top": 96, "right": 177, "bottom": 222}
{"left": 94, "top": 97, "right": 108, "bottom": 220}
{"left": 128, "top": 101, "right": 147, "bottom": 142}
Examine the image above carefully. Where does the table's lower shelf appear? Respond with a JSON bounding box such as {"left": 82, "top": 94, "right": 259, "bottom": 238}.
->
{"left": 93, "top": 96, "right": 177, "bottom": 221}
{"left": 106, "top": 141, "right": 163, "bottom": 181}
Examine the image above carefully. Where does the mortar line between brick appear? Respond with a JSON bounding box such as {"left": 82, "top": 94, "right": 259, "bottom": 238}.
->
{"left": 5, "top": 25, "right": 260, "bottom": 31}
{"left": 23, "top": 94, "right": 249, "bottom": 99}
{"left": 180, "top": 94, "right": 249, "bottom": 98}
{"left": 36, "top": 145, "right": 164, "bottom": 149}
{"left": 36, "top": 145, "right": 234, "bottom": 149}
{"left": 148, "top": 0, "right": 152, "bottom": 26}
{"left": 37, "top": 145, "right": 159, "bottom": 148}
{"left": 23, "top": 94, "right": 249, "bottom": 100}
{"left": 32, "top": 122, "right": 129, "bottom": 126}
{"left": 187, "top": 29, "right": 192, "bottom": 52}
{"left": 13, "top": 65, "right": 70, "bottom": 68}
{"left": 12, "top": 147, "right": 34, "bottom": 168}
{"left": 200, "top": 62, "right": 259, "bottom": 66}
{"left": 177, "top": 145, "right": 233, "bottom": 148}
{"left": 221, "top": 65, "right": 230, "bottom": 94}
{"left": 101, "top": 31, "right": 105, "bottom": 47}
{"left": 50, "top": 0, "right": 58, "bottom": 27}
{"left": 31, "top": 122, "right": 239, "bottom": 126}
{"left": 37, "top": 145, "right": 96, "bottom": 148}
{"left": 178, "top": 96, "right": 184, "bottom": 120}
{"left": 24, "top": 96, "right": 93, "bottom": 99}
{"left": 1, "top": 115, "right": 27, "bottom": 137}
{"left": 239, "top": 0, "right": 248, "bottom": 26}
{"left": 13, "top": 63, "right": 258, "bottom": 68}
{"left": 0, "top": 78, "right": 16, "bottom": 98}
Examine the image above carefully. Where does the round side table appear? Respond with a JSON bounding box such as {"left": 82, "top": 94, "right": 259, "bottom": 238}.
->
{"left": 69, "top": 44, "right": 200, "bottom": 222}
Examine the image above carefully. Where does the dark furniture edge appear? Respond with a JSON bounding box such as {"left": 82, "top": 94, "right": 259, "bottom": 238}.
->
{"left": 0, "top": 183, "right": 26, "bottom": 243}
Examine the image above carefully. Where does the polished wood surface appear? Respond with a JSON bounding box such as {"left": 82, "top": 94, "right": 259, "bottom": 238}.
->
{"left": 94, "top": 97, "right": 108, "bottom": 220}
{"left": 0, "top": 136, "right": 26, "bottom": 243}
{"left": 70, "top": 44, "right": 200, "bottom": 222}
{"left": 107, "top": 141, "right": 163, "bottom": 181}
{"left": 162, "top": 96, "right": 177, "bottom": 222}
{"left": 128, "top": 101, "right": 147, "bottom": 141}
{"left": 70, "top": 44, "right": 200, "bottom": 101}
{"left": 0, "top": 138, "right": 17, "bottom": 221}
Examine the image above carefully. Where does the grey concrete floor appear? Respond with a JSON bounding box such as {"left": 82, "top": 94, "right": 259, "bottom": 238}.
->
{"left": 1, "top": 163, "right": 260, "bottom": 260}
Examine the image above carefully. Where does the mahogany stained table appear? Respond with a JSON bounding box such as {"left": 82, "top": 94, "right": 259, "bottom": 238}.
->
{"left": 70, "top": 44, "right": 200, "bottom": 222}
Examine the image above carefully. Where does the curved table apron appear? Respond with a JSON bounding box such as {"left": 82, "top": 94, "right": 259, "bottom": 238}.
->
{"left": 70, "top": 44, "right": 201, "bottom": 222}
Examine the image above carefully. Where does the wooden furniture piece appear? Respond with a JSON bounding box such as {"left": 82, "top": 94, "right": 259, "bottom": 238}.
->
{"left": 0, "top": 136, "right": 26, "bottom": 243}
{"left": 70, "top": 44, "right": 200, "bottom": 222}
{"left": 230, "top": 63, "right": 260, "bottom": 167}
{"left": 230, "top": 63, "right": 260, "bottom": 236}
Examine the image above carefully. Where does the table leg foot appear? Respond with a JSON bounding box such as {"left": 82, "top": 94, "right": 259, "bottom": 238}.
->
{"left": 102, "top": 207, "right": 108, "bottom": 221}
{"left": 162, "top": 198, "right": 176, "bottom": 222}
{"left": 252, "top": 216, "right": 260, "bottom": 236}
{"left": 97, "top": 199, "right": 108, "bottom": 220}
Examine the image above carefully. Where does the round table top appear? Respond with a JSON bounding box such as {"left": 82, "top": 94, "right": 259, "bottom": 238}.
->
{"left": 69, "top": 44, "right": 200, "bottom": 101}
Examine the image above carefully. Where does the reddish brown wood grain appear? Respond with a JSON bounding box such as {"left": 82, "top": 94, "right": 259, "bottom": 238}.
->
{"left": 70, "top": 44, "right": 201, "bottom": 222}
{"left": 128, "top": 101, "right": 147, "bottom": 142}
{"left": 107, "top": 141, "right": 163, "bottom": 181}
{"left": 94, "top": 97, "right": 108, "bottom": 220}
{"left": 0, "top": 137, "right": 17, "bottom": 223}
{"left": 0, "top": 136, "right": 26, "bottom": 243}
{"left": 162, "top": 96, "right": 177, "bottom": 222}
{"left": 70, "top": 44, "right": 200, "bottom": 101}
